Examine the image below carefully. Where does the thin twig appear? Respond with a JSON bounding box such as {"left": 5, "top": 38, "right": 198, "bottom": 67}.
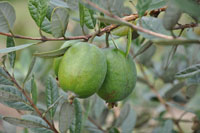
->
{"left": 159, "top": 118, "right": 193, "bottom": 123}
{"left": 0, "top": 7, "right": 166, "bottom": 42}
{"left": 3, "top": 68, "right": 59, "bottom": 133}
{"left": 0, "top": 32, "right": 89, "bottom": 41}
{"left": 174, "top": 23, "right": 198, "bottom": 30}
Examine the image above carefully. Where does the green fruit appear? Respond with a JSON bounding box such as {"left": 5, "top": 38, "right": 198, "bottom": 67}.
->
{"left": 111, "top": 21, "right": 136, "bottom": 37}
{"left": 58, "top": 42, "right": 107, "bottom": 98}
{"left": 53, "top": 57, "right": 62, "bottom": 76}
{"left": 53, "top": 40, "right": 78, "bottom": 76}
{"left": 98, "top": 48, "right": 137, "bottom": 103}
{"left": 111, "top": 25, "right": 131, "bottom": 37}
{"left": 194, "top": 27, "right": 200, "bottom": 36}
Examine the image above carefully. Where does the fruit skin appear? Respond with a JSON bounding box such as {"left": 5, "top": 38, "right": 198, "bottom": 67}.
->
{"left": 111, "top": 25, "right": 131, "bottom": 37}
{"left": 53, "top": 41, "right": 77, "bottom": 76}
{"left": 194, "top": 27, "right": 200, "bottom": 36}
{"left": 53, "top": 57, "right": 62, "bottom": 76}
{"left": 111, "top": 21, "right": 137, "bottom": 37}
{"left": 58, "top": 42, "right": 107, "bottom": 98}
{"left": 97, "top": 48, "right": 137, "bottom": 103}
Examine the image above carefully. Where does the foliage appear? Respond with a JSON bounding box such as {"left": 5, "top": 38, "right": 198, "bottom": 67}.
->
{"left": 0, "top": 0, "right": 200, "bottom": 133}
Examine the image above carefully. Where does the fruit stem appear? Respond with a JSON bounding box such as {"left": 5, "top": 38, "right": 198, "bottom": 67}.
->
{"left": 107, "top": 102, "right": 118, "bottom": 108}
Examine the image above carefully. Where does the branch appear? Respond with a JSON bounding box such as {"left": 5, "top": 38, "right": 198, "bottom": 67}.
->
{"left": 3, "top": 68, "right": 59, "bottom": 133}
{"left": 0, "top": 6, "right": 166, "bottom": 42}
{"left": 0, "top": 2, "right": 196, "bottom": 44}
{"left": 173, "top": 23, "right": 199, "bottom": 30}
{"left": 85, "top": 0, "right": 174, "bottom": 40}
{"left": 0, "top": 32, "right": 89, "bottom": 41}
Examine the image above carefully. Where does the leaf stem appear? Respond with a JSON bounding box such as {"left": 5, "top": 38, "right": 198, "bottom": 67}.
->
{"left": 105, "top": 32, "right": 110, "bottom": 48}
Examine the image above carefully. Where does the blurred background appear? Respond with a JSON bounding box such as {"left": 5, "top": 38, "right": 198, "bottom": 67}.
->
{"left": 0, "top": 0, "right": 200, "bottom": 133}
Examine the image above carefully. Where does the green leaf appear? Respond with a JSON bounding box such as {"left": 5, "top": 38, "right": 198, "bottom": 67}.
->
{"left": 90, "top": 95, "right": 105, "bottom": 119}
{"left": 136, "top": 0, "right": 152, "bottom": 17}
{"left": 0, "top": 84, "right": 33, "bottom": 111}
{"left": 153, "top": 127, "right": 163, "bottom": 133}
{"left": 0, "top": 75, "right": 12, "bottom": 85}
{"left": 84, "top": 119, "right": 102, "bottom": 133}
{"left": 0, "top": 67, "right": 13, "bottom": 85}
{"left": 74, "top": 98, "right": 82, "bottom": 133}
{"left": 187, "top": 73, "right": 200, "bottom": 85}
{"left": 185, "top": 85, "right": 198, "bottom": 99}
{"left": 46, "top": 76, "right": 59, "bottom": 118}
{"left": 0, "top": 2, "right": 16, "bottom": 32}
{"left": 29, "top": 128, "right": 53, "bottom": 133}
{"left": 0, "top": 85, "right": 27, "bottom": 102}
{"left": 173, "top": 0, "right": 200, "bottom": 21}
{"left": 25, "top": 78, "right": 33, "bottom": 93}
{"left": 34, "top": 45, "right": 71, "bottom": 58}
{"left": 109, "top": 127, "right": 120, "bottom": 133}
{"left": 22, "top": 115, "right": 49, "bottom": 127}
{"left": 148, "top": 0, "right": 166, "bottom": 10}
{"left": 40, "top": 5, "right": 54, "bottom": 34}
{"left": 162, "top": 2, "right": 182, "bottom": 30}
{"left": 162, "top": 120, "right": 173, "bottom": 133}
{"left": 0, "top": 43, "right": 36, "bottom": 54}
{"left": 164, "top": 82, "right": 185, "bottom": 100}
{"left": 31, "top": 75, "right": 37, "bottom": 105}
{"left": 59, "top": 101, "right": 75, "bottom": 133}
{"left": 84, "top": 7, "right": 96, "bottom": 29}
{"left": 4, "top": 101, "right": 33, "bottom": 111}
{"left": 20, "top": 115, "right": 53, "bottom": 133}
{"left": 51, "top": 7, "right": 70, "bottom": 38}
{"left": 41, "top": 17, "right": 52, "bottom": 34}
{"left": 115, "top": 103, "right": 137, "bottom": 132}
{"left": 64, "top": 0, "right": 79, "bottom": 10}
{"left": 80, "top": 0, "right": 131, "bottom": 17}
{"left": 6, "top": 37, "right": 16, "bottom": 68}
{"left": 134, "top": 41, "right": 153, "bottom": 58}
{"left": 3, "top": 117, "right": 46, "bottom": 128}
{"left": 23, "top": 128, "right": 29, "bottom": 133}
{"left": 50, "top": 0, "right": 69, "bottom": 8}
{"left": 138, "top": 44, "right": 156, "bottom": 66}
{"left": 28, "top": 0, "right": 49, "bottom": 27}
{"left": 23, "top": 57, "right": 37, "bottom": 84}
{"left": 175, "top": 64, "right": 200, "bottom": 79}
{"left": 137, "top": 16, "right": 170, "bottom": 39}
{"left": 79, "top": 3, "right": 85, "bottom": 28}
{"left": 0, "top": 89, "right": 23, "bottom": 102}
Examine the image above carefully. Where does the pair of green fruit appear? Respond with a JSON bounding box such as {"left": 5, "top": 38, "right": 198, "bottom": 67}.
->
{"left": 53, "top": 41, "right": 137, "bottom": 103}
